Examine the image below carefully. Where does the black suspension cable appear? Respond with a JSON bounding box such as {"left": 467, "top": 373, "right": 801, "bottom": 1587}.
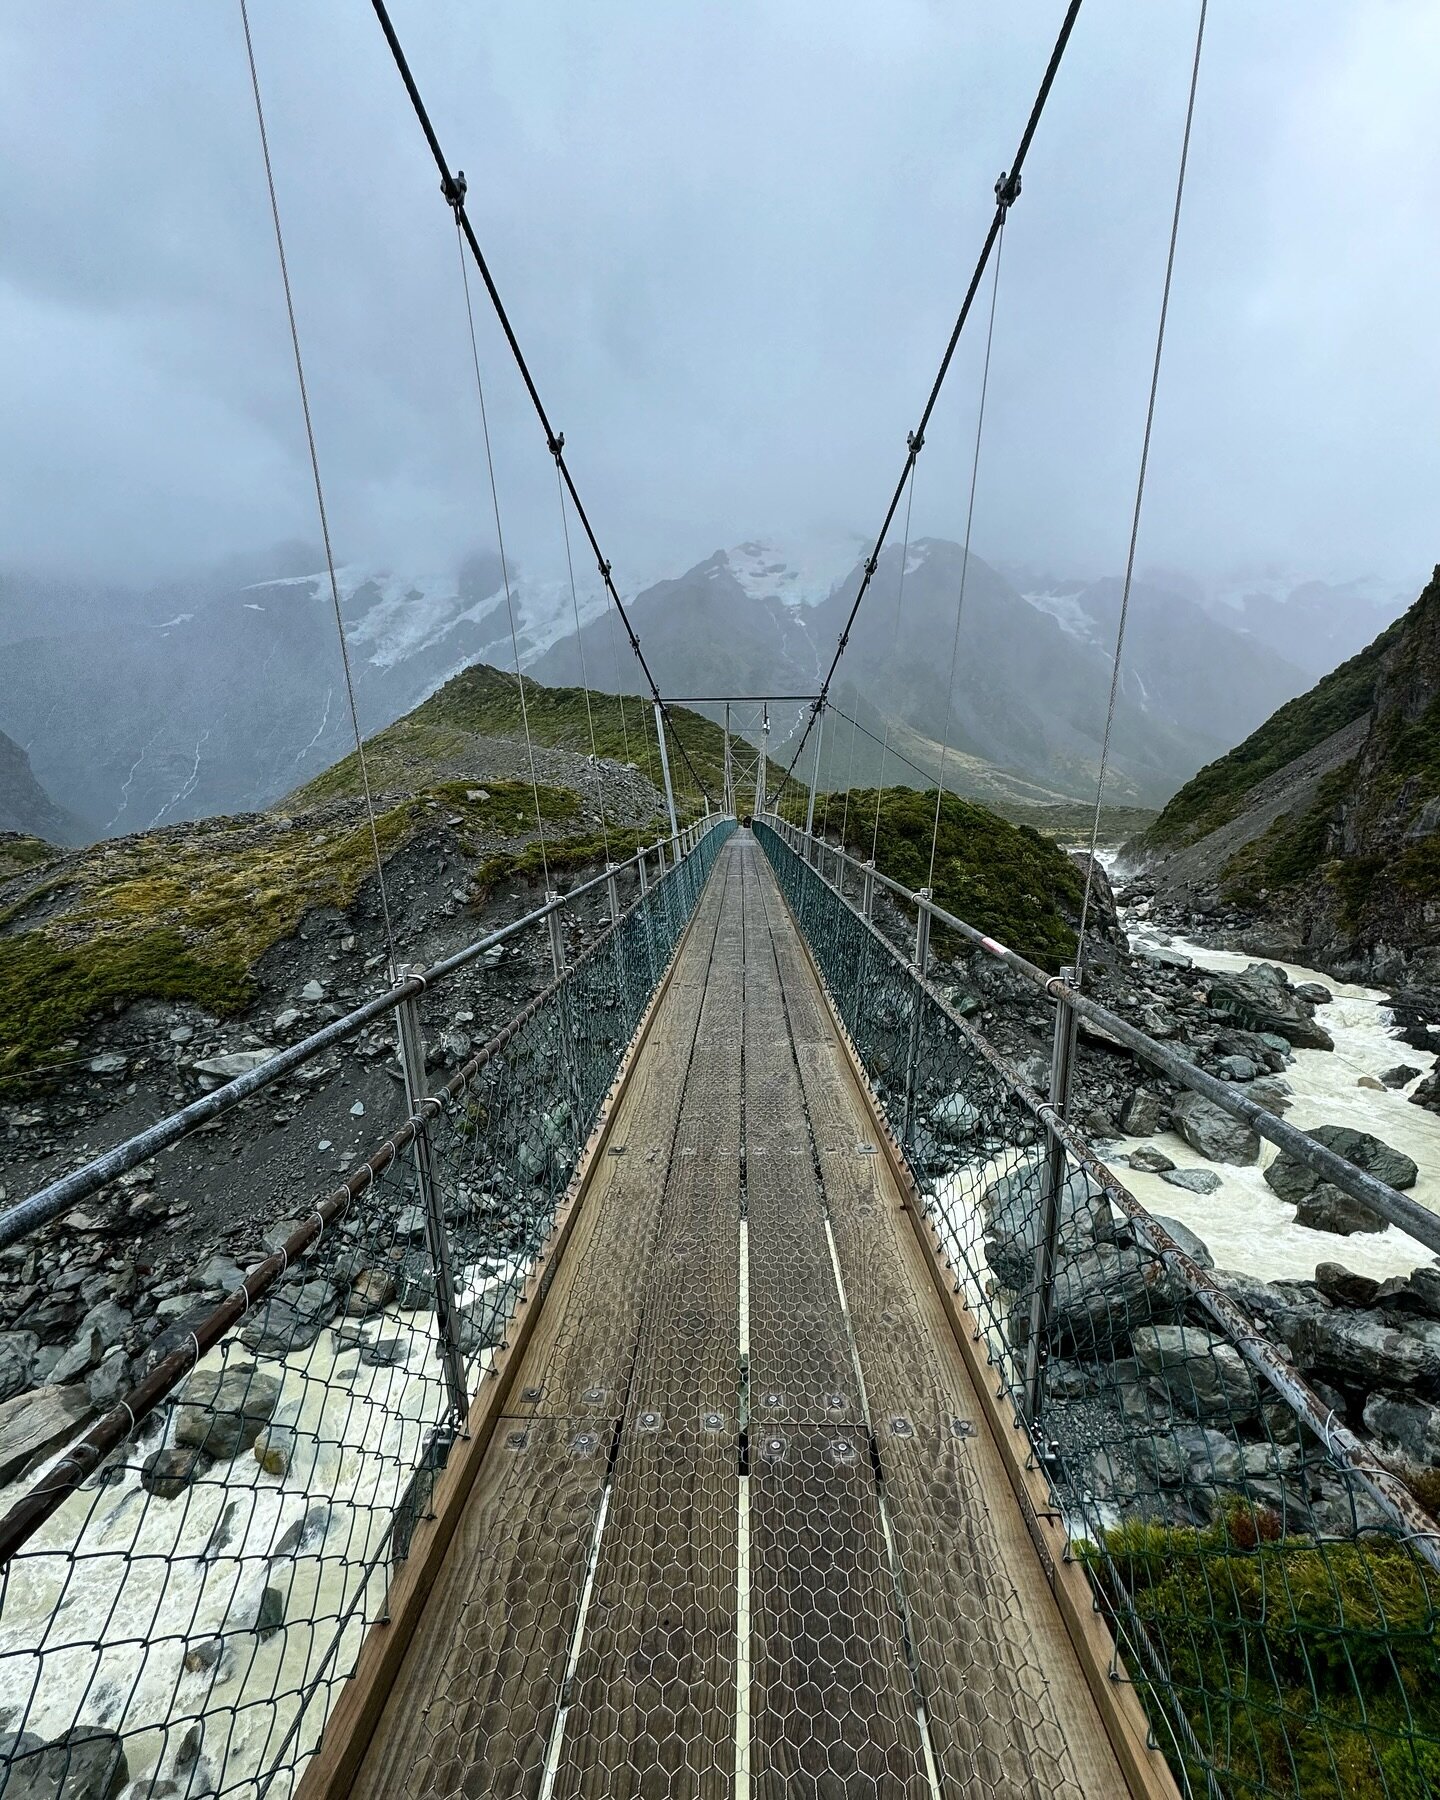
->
{"left": 369, "top": 0, "right": 712, "bottom": 803}
{"left": 774, "top": 0, "right": 1083, "bottom": 806}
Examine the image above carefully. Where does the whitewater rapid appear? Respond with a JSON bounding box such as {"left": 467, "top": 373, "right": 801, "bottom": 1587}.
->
{"left": 1116, "top": 919, "right": 1440, "bottom": 1285}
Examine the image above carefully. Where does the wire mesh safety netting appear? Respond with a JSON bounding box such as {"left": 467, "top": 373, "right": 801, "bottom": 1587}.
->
{"left": 756, "top": 820, "right": 1440, "bottom": 1800}
{"left": 0, "top": 820, "right": 734, "bottom": 1800}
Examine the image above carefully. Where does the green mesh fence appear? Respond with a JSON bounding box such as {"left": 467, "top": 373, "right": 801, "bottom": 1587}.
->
{"left": 0, "top": 821, "right": 734, "bottom": 1800}
{"left": 756, "top": 818, "right": 1440, "bottom": 1800}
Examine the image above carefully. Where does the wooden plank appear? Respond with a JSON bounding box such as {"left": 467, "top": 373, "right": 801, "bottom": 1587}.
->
{"left": 298, "top": 853, "right": 724, "bottom": 1800}
{"left": 553, "top": 1431, "right": 739, "bottom": 1799}
{"left": 628, "top": 1153, "right": 740, "bottom": 1429}
{"left": 748, "top": 1424, "right": 929, "bottom": 1798}
{"left": 349, "top": 1419, "right": 607, "bottom": 1800}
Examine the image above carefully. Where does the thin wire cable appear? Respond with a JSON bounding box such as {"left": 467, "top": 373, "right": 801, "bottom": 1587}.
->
{"left": 778, "top": 0, "right": 1084, "bottom": 802}
{"left": 554, "top": 464, "right": 610, "bottom": 863}
{"left": 869, "top": 462, "right": 918, "bottom": 867}
{"left": 1075, "top": 0, "right": 1206, "bottom": 981}
{"left": 926, "top": 217, "right": 1007, "bottom": 895}
{"left": 238, "top": 0, "right": 399, "bottom": 977}
{"left": 453, "top": 216, "right": 550, "bottom": 891}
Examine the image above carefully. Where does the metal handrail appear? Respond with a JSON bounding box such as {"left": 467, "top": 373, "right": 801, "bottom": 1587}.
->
{"left": 1, "top": 819, "right": 732, "bottom": 1249}
{"left": 763, "top": 812, "right": 1440, "bottom": 1259}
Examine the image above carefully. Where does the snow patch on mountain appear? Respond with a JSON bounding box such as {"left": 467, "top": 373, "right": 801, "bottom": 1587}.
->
{"left": 1021, "top": 587, "right": 1099, "bottom": 646}
{"left": 722, "top": 536, "right": 863, "bottom": 608}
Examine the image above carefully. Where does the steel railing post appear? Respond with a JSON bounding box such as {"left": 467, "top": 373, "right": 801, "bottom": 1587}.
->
{"left": 861, "top": 859, "right": 875, "bottom": 920}
{"left": 1025, "top": 966, "right": 1079, "bottom": 1430}
{"left": 900, "top": 893, "right": 932, "bottom": 1151}
{"left": 395, "top": 966, "right": 469, "bottom": 1422}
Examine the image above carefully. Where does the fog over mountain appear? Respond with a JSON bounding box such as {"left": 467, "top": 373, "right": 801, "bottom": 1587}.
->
{"left": 2, "top": 4, "right": 1436, "bottom": 837}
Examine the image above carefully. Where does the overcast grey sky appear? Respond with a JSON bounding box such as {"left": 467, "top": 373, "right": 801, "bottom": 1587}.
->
{"left": 2, "top": 1, "right": 1437, "bottom": 598}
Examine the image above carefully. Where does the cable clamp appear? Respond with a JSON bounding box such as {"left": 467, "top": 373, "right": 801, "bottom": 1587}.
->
{"left": 995, "top": 168, "right": 1021, "bottom": 211}
{"left": 907, "top": 429, "right": 924, "bottom": 456}
{"left": 864, "top": 555, "right": 879, "bottom": 578}
{"left": 598, "top": 558, "right": 612, "bottom": 582}
{"left": 442, "top": 168, "right": 468, "bottom": 210}
{"left": 547, "top": 432, "right": 565, "bottom": 460}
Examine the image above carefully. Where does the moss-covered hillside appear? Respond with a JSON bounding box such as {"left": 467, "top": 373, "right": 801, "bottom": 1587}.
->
{"left": 1142, "top": 613, "right": 1405, "bottom": 853}
{"left": 286, "top": 663, "right": 795, "bottom": 817}
{"left": 0, "top": 780, "right": 596, "bottom": 1080}
{"left": 800, "top": 785, "right": 1086, "bottom": 969}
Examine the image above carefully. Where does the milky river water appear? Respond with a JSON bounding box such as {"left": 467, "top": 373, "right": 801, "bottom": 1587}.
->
{"left": 1116, "top": 916, "right": 1440, "bottom": 1284}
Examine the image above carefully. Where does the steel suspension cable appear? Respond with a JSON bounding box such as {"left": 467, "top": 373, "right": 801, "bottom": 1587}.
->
{"left": 777, "top": 0, "right": 1083, "bottom": 804}
{"left": 926, "top": 217, "right": 1007, "bottom": 896}
{"left": 1074, "top": 0, "right": 1206, "bottom": 981}
{"left": 238, "top": 0, "right": 400, "bottom": 977}
{"left": 554, "top": 464, "right": 609, "bottom": 862}
{"left": 369, "top": 0, "right": 712, "bottom": 804}
{"left": 453, "top": 217, "right": 551, "bottom": 891}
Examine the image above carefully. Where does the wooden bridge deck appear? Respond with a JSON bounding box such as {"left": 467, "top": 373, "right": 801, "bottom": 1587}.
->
{"left": 310, "top": 834, "right": 1170, "bottom": 1800}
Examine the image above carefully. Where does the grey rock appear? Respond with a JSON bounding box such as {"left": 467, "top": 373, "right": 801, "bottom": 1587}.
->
{"left": 198, "top": 1255, "right": 246, "bottom": 1293}
{"left": 1363, "top": 1392, "right": 1440, "bottom": 1466}
{"left": 1211, "top": 1269, "right": 1328, "bottom": 1354}
{"left": 1314, "top": 1263, "right": 1380, "bottom": 1308}
{"left": 1381, "top": 1064, "right": 1422, "bottom": 1089}
{"left": 1148, "top": 1216, "right": 1214, "bottom": 1268}
{"left": 1042, "top": 1245, "right": 1186, "bottom": 1354}
{"left": 460, "top": 1298, "right": 506, "bottom": 1357}
{"left": 0, "top": 1382, "right": 91, "bottom": 1484}
{"left": 1384, "top": 1266, "right": 1440, "bottom": 1321}
{"left": 1127, "top": 1146, "right": 1175, "bottom": 1174}
{"left": 191, "top": 1049, "right": 275, "bottom": 1081}
{"left": 87, "top": 1052, "right": 128, "bottom": 1076}
{"left": 982, "top": 1155, "right": 1112, "bottom": 1290}
{"left": 359, "top": 1334, "right": 408, "bottom": 1368}
{"left": 1298, "top": 1309, "right": 1440, "bottom": 1391}
{"left": 1170, "top": 1091, "right": 1261, "bottom": 1165}
{"left": 1295, "top": 981, "right": 1333, "bottom": 1005}
{"left": 1246, "top": 1076, "right": 1293, "bottom": 1116}
{"left": 174, "top": 1367, "right": 282, "bottom": 1459}
{"left": 141, "top": 1444, "right": 212, "bottom": 1500}
{"left": 299, "top": 979, "right": 326, "bottom": 1002}
{"left": 343, "top": 1268, "right": 397, "bottom": 1318}
{"left": 1119, "top": 1089, "right": 1164, "bottom": 1137}
{"left": 239, "top": 1281, "right": 338, "bottom": 1354}
{"left": 0, "top": 1330, "right": 40, "bottom": 1403}
{"left": 253, "top": 1424, "right": 295, "bottom": 1477}
{"left": 1208, "top": 964, "right": 1335, "bottom": 1051}
{"left": 930, "top": 1090, "right": 981, "bottom": 1143}
{"left": 0, "top": 1728, "right": 128, "bottom": 1799}
{"left": 1132, "top": 1324, "right": 1262, "bottom": 1422}
{"left": 272, "top": 1504, "right": 331, "bottom": 1559}
{"left": 1215, "top": 1055, "right": 1257, "bottom": 1082}
{"left": 262, "top": 1219, "right": 302, "bottom": 1254}
{"left": 85, "top": 1352, "right": 131, "bottom": 1410}
{"left": 183, "top": 1636, "right": 224, "bottom": 1674}
{"left": 1295, "top": 1184, "right": 1387, "bottom": 1236}
{"left": 1160, "top": 1167, "right": 1223, "bottom": 1195}
{"left": 1264, "top": 1124, "right": 1418, "bottom": 1204}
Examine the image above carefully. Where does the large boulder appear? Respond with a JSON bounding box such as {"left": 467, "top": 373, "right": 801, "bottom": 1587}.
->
{"left": 239, "top": 1280, "right": 339, "bottom": 1355}
{"left": 0, "top": 1331, "right": 40, "bottom": 1404}
{"left": 1132, "top": 1325, "right": 1262, "bottom": 1422}
{"left": 1297, "top": 1310, "right": 1440, "bottom": 1393}
{"left": 1294, "top": 1184, "right": 1387, "bottom": 1235}
{"left": 982, "top": 1155, "right": 1112, "bottom": 1291}
{"left": 141, "top": 1444, "right": 211, "bottom": 1500}
{"left": 1119, "top": 1090, "right": 1164, "bottom": 1137}
{"left": 1170, "top": 1091, "right": 1261, "bottom": 1165}
{"left": 174, "top": 1367, "right": 282, "bottom": 1459}
{"left": 930, "top": 1090, "right": 981, "bottom": 1143}
{"left": 1264, "top": 1125, "right": 1417, "bottom": 1206}
{"left": 1149, "top": 1216, "right": 1214, "bottom": 1269}
{"left": 0, "top": 1728, "right": 128, "bottom": 1799}
{"left": 1211, "top": 1270, "right": 1329, "bottom": 1355}
{"left": 0, "top": 1383, "right": 91, "bottom": 1485}
{"left": 1042, "top": 1245, "right": 1186, "bottom": 1355}
{"left": 1207, "top": 964, "right": 1335, "bottom": 1051}
{"left": 1363, "top": 1392, "right": 1440, "bottom": 1466}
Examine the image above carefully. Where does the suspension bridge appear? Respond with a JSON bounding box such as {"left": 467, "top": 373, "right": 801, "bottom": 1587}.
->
{"left": 3, "top": 2, "right": 1439, "bottom": 1797}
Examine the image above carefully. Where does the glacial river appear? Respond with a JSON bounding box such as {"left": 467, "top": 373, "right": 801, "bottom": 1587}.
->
{"left": 1114, "top": 914, "right": 1440, "bottom": 1285}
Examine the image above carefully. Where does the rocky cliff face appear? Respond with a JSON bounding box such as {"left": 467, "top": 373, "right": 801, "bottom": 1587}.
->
{"left": 1137, "top": 568, "right": 1440, "bottom": 981}
{"left": 0, "top": 727, "right": 84, "bottom": 844}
